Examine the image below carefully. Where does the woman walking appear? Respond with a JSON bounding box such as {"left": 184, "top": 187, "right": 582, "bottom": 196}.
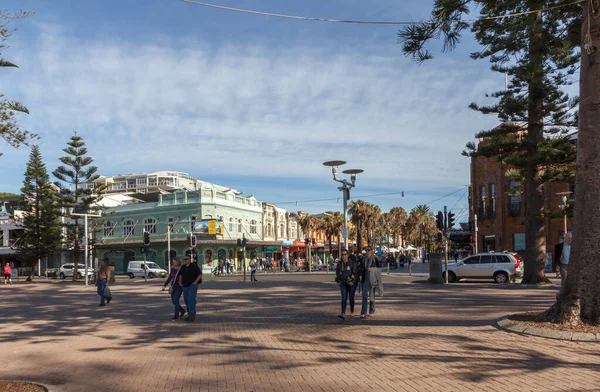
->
{"left": 4, "top": 262, "right": 12, "bottom": 285}
{"left": 359, "top": 247, "right": 381, "bottom": 319}
{"left": 162, "top": 257, "right": 185, "bottom": 321}
{"left": 335, "top": 249, "right": 357, "bottom": 320}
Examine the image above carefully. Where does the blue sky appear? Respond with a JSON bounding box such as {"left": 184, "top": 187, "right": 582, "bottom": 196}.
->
{"left": 1, "top": 0, "right": 503, "bottom": 223}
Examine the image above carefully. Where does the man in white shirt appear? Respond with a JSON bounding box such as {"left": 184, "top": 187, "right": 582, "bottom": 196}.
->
{"left": 553, "top": 232, "right": 572, "bottom": 290}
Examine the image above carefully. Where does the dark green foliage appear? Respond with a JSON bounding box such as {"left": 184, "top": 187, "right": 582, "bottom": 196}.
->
{"left": 0, "top": 10, "right": 37, "bottom": 156}
{"left": 15, "top": 145, "right": 62, "bottom": 271}
{"left": 398, "top": 1, "right": 581, "bottom": 283}
{"left": 53, "top": 134, "right": 106, "bottom": 277}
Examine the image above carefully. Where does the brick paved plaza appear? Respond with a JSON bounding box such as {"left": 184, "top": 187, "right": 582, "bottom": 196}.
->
{"left": 1, "top": 274, "right": 598, "bottom": 392}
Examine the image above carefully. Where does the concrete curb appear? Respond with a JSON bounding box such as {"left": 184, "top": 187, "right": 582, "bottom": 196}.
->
{"left": 495, "top": 316, "right": 600, "bottom": 342}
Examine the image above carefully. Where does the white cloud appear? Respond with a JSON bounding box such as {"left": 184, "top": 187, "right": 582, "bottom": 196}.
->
{"left": 2, "top": 23, "right": 501, "bottom": 213}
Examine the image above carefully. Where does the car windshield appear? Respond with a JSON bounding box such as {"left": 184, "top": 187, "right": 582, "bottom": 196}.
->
{"left": 147, "top": 263, "right": 160, "bottom": 269}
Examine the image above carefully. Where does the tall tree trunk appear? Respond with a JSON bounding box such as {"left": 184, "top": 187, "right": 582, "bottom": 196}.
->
{"left": 357, "top": 221, "right": 363, "bottom": 253}
{"left": 522, "top": 4, "right": 550, "bottom": 284}
{"left": 543, "top": 3, "right": 600, "bottom": 325}
{"left": 73, "top": 218, "right": 79, "bottom": 281}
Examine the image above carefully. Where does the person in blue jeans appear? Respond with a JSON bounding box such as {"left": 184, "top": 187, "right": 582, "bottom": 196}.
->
{"left": 359, "top": 247, "right": 380, "bottom": 319}
{"left": 178, "top": 256, "right": 202, "bottom": 322}
{"left": 335, "top": 249, "right": 358, "bottom": 319}
{"left": 162, "top": 258, "right": 185, "bottom": 321}
{"left": 96, "top": 259, "right": 111, "bottom": 307}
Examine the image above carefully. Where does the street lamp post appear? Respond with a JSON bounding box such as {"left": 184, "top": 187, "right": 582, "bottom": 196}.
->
{"left": 556, "top": 191, "right": 573, "bottom": 235}
{"left": 323, "top": 161, "right": 363, "bottom": 251}
{"left": 71, "top": 211, "right": 102, "bottom": 286}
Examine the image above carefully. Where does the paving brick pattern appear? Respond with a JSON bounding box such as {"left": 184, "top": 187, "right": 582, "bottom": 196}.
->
{"left": 0, "top": 275, "right": 598, "bottom": 392}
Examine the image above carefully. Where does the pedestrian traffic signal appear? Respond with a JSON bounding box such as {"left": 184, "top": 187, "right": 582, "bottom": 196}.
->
{"left": 143, "top": 231, "right": 150, "bottom": 246}
{"left": 190, "top": 235, "right": 197, "bottom": 247}
{"left": 436, "top": 211, "right": 444, "bottom": 230}
{"left": 447, "top": 212, "right": 455, "bottom": 229}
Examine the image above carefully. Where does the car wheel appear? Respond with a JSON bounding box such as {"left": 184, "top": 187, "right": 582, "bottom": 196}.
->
{"left": 128, "top": 272, "right": 135, "bottom": 279}
{"left": 494, "top": 272, "right": 509, "bottom": 284}
{"left": 148, "top": 272, "right": 154, "bottom": 278}
{"left": 77, "top": 273, "right": 83, "bottom": 279}
{"left": 445, "top": 271, "right": 457, "bottom": 283}
{"left": 59, "top": 273, "right": 65, "bottom": 279}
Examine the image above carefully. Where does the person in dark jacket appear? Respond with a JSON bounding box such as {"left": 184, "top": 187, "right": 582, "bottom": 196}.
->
{"left": 335, "top": 249, "right": 358, "bottom": 319}
{"left": 178, "top": 256, "right": 202, "bottom": 322}
{"left": 162, "top": 257, "right": 185, "bottom": 321}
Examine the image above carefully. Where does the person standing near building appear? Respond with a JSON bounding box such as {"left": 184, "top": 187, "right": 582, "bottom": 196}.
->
{"left": 178, "top": 256, "right": 202, "bottom": 322}
{"left": 3, "top": 262, "right": 12, "bottom": 285}
{"left": 97, "top": 259, "right": 111, "bottom": 306}
{"left": 553, "top": 232, "right": 572, "bottom": 291}
{"left": 162, "top": 257, "right": 185, "bottom": 321}
{"left": 407, "top": 253, "right": 413, "bottom": 276}
{"left": 250, "top": 258, "right": 258, "bottom": 282}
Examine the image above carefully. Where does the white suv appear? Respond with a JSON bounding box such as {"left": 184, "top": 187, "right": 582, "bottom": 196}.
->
{"left": 442, "top": 252, "right": 524, "bottom": 283}
{"left": 58, "top": 264, "right": 95, "bottom": 280}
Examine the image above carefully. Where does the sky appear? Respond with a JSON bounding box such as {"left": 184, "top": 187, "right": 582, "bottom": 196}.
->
{"left": 1, "top": 0, "right": 504, "bottom": 223}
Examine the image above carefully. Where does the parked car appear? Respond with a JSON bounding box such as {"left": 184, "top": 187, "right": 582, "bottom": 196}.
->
{"left": 442, "top": 252, "right": 524, "bottom": 283}
{"left": 58, "top": 264, "right": 95, "bottom": 280}
{"left": 126, "top": 261, "right": 167, "bottom": 279}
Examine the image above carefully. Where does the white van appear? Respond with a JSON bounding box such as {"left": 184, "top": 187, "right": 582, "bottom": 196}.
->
{"left": 127, "top": 261, "right": 168, "bottom": 279}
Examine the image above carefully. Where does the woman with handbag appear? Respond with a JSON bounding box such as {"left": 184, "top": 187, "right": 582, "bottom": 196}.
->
{"left": 335, "top": 249, "right": 358, "bottom": 320}
{"left": 162, "top": 257, "right": 185, "bottom": 321}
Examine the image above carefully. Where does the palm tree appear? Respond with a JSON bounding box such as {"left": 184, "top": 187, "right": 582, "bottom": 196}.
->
{"left": 388, "top": 207, "right": 408, "bottom": 247}
{"left": 297, "top": 213, "right": 316, "bottom": 271}
{"left": 319, "top": 211, "right": 344, "bottom": 259}
{"left": 407, "top": 205, "right": 436, "bottom": 252}
{"left": 364, "top": 204, "right": 382, "bottom": 246}
{"left": 349, "top": 200, "right": 369, "bottom": 251}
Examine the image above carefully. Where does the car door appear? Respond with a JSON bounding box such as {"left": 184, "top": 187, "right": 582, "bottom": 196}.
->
{"left": 473, "top": 254, "right": 495, "bottom": 278}
{"left": 457, "top": 256, "right": 480, "bottom": 277}
{"left": 65, "top": 265, "right": 73, "bottom": 276}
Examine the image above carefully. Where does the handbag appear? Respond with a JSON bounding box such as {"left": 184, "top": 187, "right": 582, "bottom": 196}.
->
{"left": 103, "top": 286, "right": 112, "bottom": 300}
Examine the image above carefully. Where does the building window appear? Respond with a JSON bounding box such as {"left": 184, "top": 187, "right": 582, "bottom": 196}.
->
{"left": 238, "top": 219, "right": 242, "bottom": 233}
{"left": 148, "top": 178, "right": 157, "bottom": 187}
{"left": 250, "top": 220, "right": 257, "bottom": 234}
{"left": 229, "top": 218, "right": 234, "bottom": 232}
{"left": 123, "top": 219, "right": 135, "bottom": 236}
{"left": 267, "top": 223, "right": 272, "bottom": 237}
{"left": 103, "top": 221, "right": 113, "bottom": 237}
{"left": 138, "top": 188, "right": 147, "bottom": 194}
{"left": 86, "top": 182, "right": 95, "bottom": 189}
{"left": 479, "top": 186, "right": 486, "bottom": 219}
{"left": 513, "top": 233, "right": 526, "bottom": 255}
{"left": 168, "top": 218, "right": 175, "bottom": 233}
{"left": 127, "top": 180, "right": 136, "bottom": 188}
{"left": 144, "top": 218, "right": 156, "bottom": 234}
{"left": 489, "top": 184, "right": 496, "bottom": 218}
{"left": 509, "top": 181, "right": 521, "bottom": 216}
{"left": 136, "top": 177, "right": 146, "bottom": 185}
{"left": 484, "top": 235, "right": 496, "bottom": 252}
{"left": 280, "top": 225, "right": 284, "bottom": 237}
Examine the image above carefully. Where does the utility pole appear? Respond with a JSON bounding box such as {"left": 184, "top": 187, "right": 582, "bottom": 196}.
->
{"left": 71, "top": 211, "right": 102, "bottom": 286}
{"left": 474, "top": 214, "right": 478, "bottom": 254}
{"left": 444, "top": 206, "right": 448, "bottom": 284}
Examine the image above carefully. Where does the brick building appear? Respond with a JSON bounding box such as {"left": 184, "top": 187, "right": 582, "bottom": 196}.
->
{"left": 469, "top": 135, "right": 575, "bottom": 258}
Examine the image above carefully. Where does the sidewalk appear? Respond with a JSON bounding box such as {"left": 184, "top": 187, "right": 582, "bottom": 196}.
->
{"left": 0, "top": 275, "right": 596, "bottom": 391}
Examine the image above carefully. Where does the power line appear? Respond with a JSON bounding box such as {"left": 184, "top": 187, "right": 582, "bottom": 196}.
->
{"left": 180, "top": 0, "right": 586, "bottom": 25}
{"left": 270, "top": 186, "right": 466, "bottom": 206}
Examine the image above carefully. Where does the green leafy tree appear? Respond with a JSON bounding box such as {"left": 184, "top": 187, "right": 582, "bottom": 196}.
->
{"left": 317, "top": 211, "right": 344, "bottom": 259}
{"left": 15, "top": 145, "right": 62, "bottom": 278}
{"left": 1, "top": 10, "right": 37, "bottom": 156}
{"left": 297, "top": 212, "right": 317, "bottom": 271}
{"left": 405, "top": 205, "right": 437, "bottom": 251}
{"left": 0, "top": 192, "right": 18, "bottom": 197}
{"left": 349, "top": 199, "right": 369, "bottom": 251}
{"left": 399, "top": 1, "right": 580, "bottom": 284}
{"left": 53, "top": 134, "right": 105, "bottom": 280}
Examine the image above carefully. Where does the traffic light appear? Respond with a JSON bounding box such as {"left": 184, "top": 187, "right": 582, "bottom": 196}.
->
{"left": 447, "top": 212, "right": 455, "bottom": 229}
{"left": 436, "top": 211, "right": 444, "bottom": 230}
{"left": 143, "top": 231, "right": 150, "bottom": 246}
{"left": 237, "top": 238, "right": 242, "bottom": 247}
{"left": 190, "top": 235, "right": 197, "bottom": 247}
{"left": 242, "top": 238, "right": 247, "bottom": 247}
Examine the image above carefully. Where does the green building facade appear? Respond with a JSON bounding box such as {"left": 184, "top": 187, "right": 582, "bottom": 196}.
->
{"left": 95, "top": 183, "right": 273, "bottom": 274}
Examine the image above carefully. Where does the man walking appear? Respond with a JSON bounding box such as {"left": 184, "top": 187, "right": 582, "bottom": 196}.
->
{"left": 178, "top": 256, "right": 202, "bottom": 322}
{"left": 359, "top": 247, "right": 381, "bottom": 319}
{"left": 553, "top": 232, "right": 572, "bottom": 293}
{"left": 97, "top": 259, "right": 111, "bottom": 307}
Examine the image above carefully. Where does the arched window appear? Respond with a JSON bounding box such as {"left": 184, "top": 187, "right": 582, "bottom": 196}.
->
{"left": 229, "top": 218, "right": 234, "bottom": 232}
{"left": 103, "top": 221, "right": 113, "bottom": 237}
{"left": 144, "top": 218, "right": 156, "bottom": 233}
{"left": 238, "top": 219, "right": 242, "bottom": 233}
{"left": 267, "top": 223, "right": 272, "bottom": 237}
{"left": 168, "top": 217, "right": 175, "bottom": 233}
{"left": 250, "top": 220, "right": 257, "bottom": 234}
{"left": 123, "top": 219, "right": 135, "bottom": 236}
